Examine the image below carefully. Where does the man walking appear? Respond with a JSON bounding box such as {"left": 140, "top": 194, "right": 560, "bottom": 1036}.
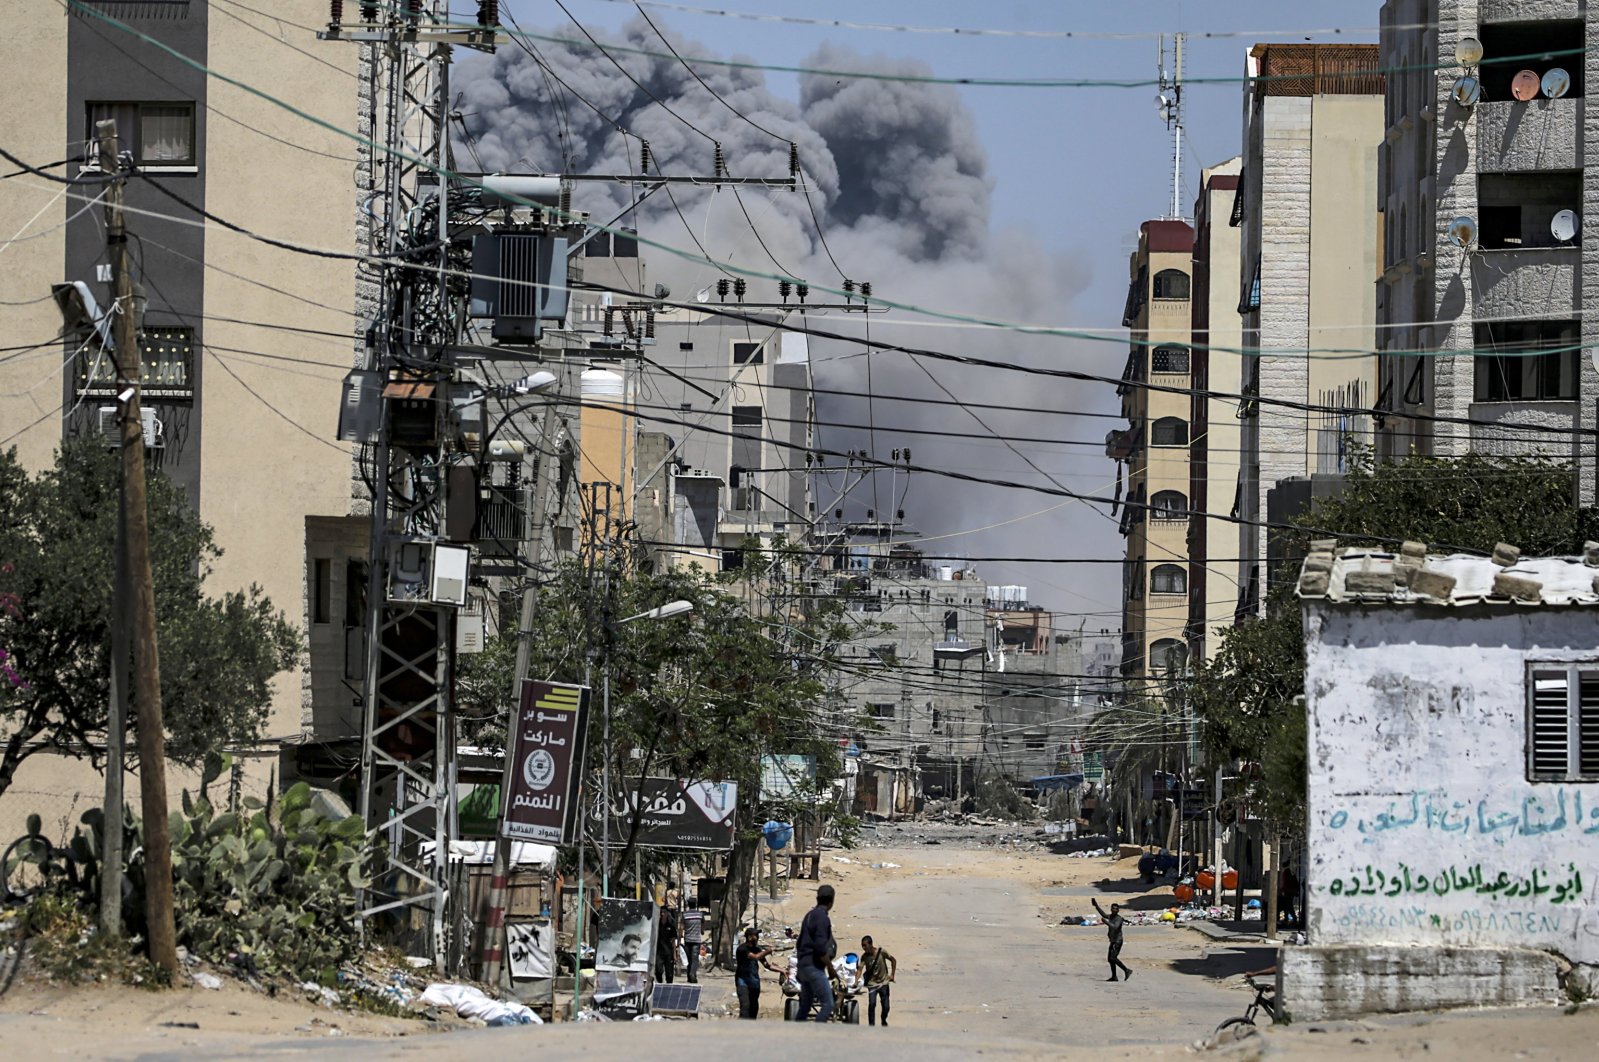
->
{"left": 1091, "top": 898, "right": 1132, "bottom": 981}
{"left": 860, "top": 935, "right": 897, "bottom": 1026}
{"left": 795, "top": 884, "right": 837, "bottom": 1022}
{"left": 681, "top": 906, "right": 704, "bottom": 983}
{"left": 734, "top": 928, "right": 781, "bottom": 1019}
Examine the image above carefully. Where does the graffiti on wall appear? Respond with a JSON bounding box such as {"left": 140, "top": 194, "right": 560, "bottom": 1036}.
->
{"left": 1326, "top": 862, "right": 1584, "bottom": 903}
{"left": 1323, "top": 787, "right": 1599, "bottom": 843}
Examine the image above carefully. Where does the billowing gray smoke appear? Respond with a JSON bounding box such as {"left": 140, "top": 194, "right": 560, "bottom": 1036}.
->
{"left": 455, "top": 18, "right": 1121, "bottom": 618}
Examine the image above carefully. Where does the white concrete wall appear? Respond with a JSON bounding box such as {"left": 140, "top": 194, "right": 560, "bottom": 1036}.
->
{"left": 1302, "top": 602, "right": 1599, "bottom": 964}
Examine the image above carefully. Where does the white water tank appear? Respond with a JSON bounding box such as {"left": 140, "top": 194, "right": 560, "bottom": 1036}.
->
{"left": 580, "top": 368, "right": 624, "bottom": 403}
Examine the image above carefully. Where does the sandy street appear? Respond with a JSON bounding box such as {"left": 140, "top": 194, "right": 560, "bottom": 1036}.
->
{"left": 2, "top": 834, "right": 1597, "bottom": 1059}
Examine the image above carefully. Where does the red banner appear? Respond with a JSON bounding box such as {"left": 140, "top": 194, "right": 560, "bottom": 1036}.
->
{"left": 500, "top": 679, "right": 590, "bottom": 844}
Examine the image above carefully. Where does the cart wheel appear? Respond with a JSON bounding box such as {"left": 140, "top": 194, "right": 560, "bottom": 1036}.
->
{"left": 846, "top": 999, "right": 861, "bottom": 1024}
{"left": 783, "top": 998, "right": 798, "bottom": 1022}
{"left": 1214, "top": 1016, "right": 1258, "bottom": 1039}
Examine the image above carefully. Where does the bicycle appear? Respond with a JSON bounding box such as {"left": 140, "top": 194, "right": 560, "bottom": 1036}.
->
{"left": 1214, "top": 975, "right": 1276, "bottom": 1038}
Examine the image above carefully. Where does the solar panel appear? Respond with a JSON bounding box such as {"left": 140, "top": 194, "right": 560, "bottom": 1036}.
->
{"left": 650, "top": 983, "right": 702, "bottom": 1015}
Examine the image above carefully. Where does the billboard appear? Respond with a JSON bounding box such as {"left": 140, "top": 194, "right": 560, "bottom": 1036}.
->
{"left": 760, "top": 754, "right": 816, "bottom": 800}
{"left": 589, "top": 778, "right": 738, "bottom": 850}
{"left": 500, "top": 680, "right": 590, "bottom": 844}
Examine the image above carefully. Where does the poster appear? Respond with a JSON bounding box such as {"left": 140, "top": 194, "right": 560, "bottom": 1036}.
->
{"left": 760, "top": 754, "right": 816, "bottom": 800}
{"left": 596, "top": 897, "right": 657, "bottom": 973}
{"left": 501, "top": 680, "right": 590, "bottom": 844}
{"left": 588, "top": 778, "right": 738, "bottom": 850}
{"left": 593, "top": 970, "right": 650, "bottom": 1020}
{"left": 506, "top": 920, "right": 554, "bottom": 980}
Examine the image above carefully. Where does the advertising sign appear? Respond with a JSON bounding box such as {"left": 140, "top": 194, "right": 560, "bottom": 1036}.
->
{"left": 589, "top": 778, "right": 738, "bottom": 850}
{"left": 500, "top": 680, "right": 590, "bottom": 844}
{"left": 760, "top": 754, "right": 816, "bottom": 799}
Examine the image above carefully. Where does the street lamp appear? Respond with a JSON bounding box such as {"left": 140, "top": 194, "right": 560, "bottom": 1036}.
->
{"left": 601, "top": 599, "right": 695, "bottom": 897}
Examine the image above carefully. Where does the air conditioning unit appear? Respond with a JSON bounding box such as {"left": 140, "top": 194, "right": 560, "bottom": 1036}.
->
{"left": 96, "top": 406, "right": 164, "bottom": 449}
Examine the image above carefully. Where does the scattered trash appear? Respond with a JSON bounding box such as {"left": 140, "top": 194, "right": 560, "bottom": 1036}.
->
{"left": 300, "top": 981, "right": 342, "bottom": 1008}
{"left": 191, "top": 971, "right": 223, "bottom": 991}
{"left": 420, "top": 983, "right": 542, "bottom": 1026}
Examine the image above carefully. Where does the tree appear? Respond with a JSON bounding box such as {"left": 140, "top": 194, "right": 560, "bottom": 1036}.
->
{"left": 1189, "top": 447, "right": 1599, "bottom": 827}
{"left": 0, "top": 440, "right": 300, "bottom": 799}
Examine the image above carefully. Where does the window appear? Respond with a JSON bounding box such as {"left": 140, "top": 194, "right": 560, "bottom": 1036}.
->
{"left": 733, "top": 342, "right": 764, "bottom": 365}
{"left": 1527, "top": 665, "right": 1599, "bottom": 781}
{"left": 313, "top": 559, "right": 331, "bottom": 624}
{"left": 1151, "top": 345, "right": 1190, "bottom": 374}
{"left": 86, "top": 101, "right": 196, "bottom": 167}
{"left": 731, "top": 405, "right": 762, "bottom": 429}
{"left": 1151, "top": 564, "right": 1187, "bottom": 595}
{"left": 1150, "top": 490, "right": 1188, "bottom": 518}
{"left": 1479, "top": 22, "right": 1585, "bottom": 101}
{"left": 1474, "top": 321, "right": 1579, "bottom": 401}
{"left": 1150, "top": 417, "right": 1189, "bottom": 446}
{"left": 76, "top": 326, "right": 194, "bottom": 398}
{"left": 1024, "top": 734, "right": 1046, "bottom": 752}
{"left": 869, "top": 703, "right": 896, "bottom": 721}
{"left": 1149, "top": 638, "right": 1188, "bottom": 672}
{"left": 1152, "top": 269, "right": 1190, "bottom": 300}
{"left": 678, "top": 342, "right": 694, "bottom": 351}
{"left": 720, "top": 548, "right": 744, "bottom": 571}
{"left": 871, "top": 644, "right": 898, "bottom": 666}
{"left": 931, "top": 708, "right": 941, "bottom": 732}
{"left": 1478, "top": 172, "right": 1583, "bottom": 250}
{"left": 1239, "top": 258, "right": 1261, "bottom": 314}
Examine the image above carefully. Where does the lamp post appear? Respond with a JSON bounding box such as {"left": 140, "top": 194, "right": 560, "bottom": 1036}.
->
{"left": 601, "top": 600, "right": 694, "bottom": 897}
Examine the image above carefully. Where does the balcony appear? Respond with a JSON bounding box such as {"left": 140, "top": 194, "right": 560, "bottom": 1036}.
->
{"left": 1475, "top": 98, "right": 1583, "bottom": 173}
{"left": 1472, "top": 248, "right": 1580, "bottom": 319}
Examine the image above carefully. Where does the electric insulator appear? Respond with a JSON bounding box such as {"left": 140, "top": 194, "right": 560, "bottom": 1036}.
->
{"left": 558, "top": 181, "right": 572, "bottom": 217}
{"left": 361, "top": 2, "right": 377, "bottom": 20}
{"left": 603, "top": 307, "right": 615, "bottom": 335}
{"left": 796, "top": 282, "right": 808, "bottom": 302}
{"left": 713, "top": 142, "right": 727, "bottom": 178}
{"left": 788, "top": 142, "right": 799, "bottom": 176}
{"left": 329, "top": 0, "right": 344, "bottom": 24}
{"left": 860, "top": 281, "right": 872, "bottom": 299}
{"left": 623, "top": 311, "right": 637, "bottom": 338}
{"left": 733, "top": 278, "right": 747, "bottom": 301}
{"left": 843, "top": 278, "right": 856, "bottom": 301}
{"left": 478, "top": 0, "right": 498, "bottom": 28}
{"left": 779, "top": 279, "right": 792, "bottom": 301}
{"left": 645, "top": 310, "right": 656, "bottom": 339}
{"left": 406, "top": 0, "right": 421, "bottom": 20}
{"left": 639, "top": 140, "right": 652, "bottom": 174}
{"left": 716, "top": 278, "right": 730, "bottom": 301}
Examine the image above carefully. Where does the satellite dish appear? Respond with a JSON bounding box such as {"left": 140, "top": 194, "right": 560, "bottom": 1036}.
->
{"left": 1455, "top": 36, "right": 1483, "bottom": 67}
{"left": 1542, "top": 68, "right": 1571, "bottom": 99}
{"left": 1511, "top": 70, "right": 1541, "bottom": 101}
{"left": 694, "top": 286, "right": 711, "bottom": 304}
{"left": 1452, "top": 76, "right": 1482, "bottom": 106}
{"left": 1447, "top": 216, "right": 1478, "bottom": 249}
{"left": 1551, "top": 209, "right": 1580, "bottom": 243}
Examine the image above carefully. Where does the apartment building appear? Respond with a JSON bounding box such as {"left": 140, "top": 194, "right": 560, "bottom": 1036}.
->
{"left": 982, "top": 588, "right": 1087, "bottom": 786}
{"left": 1377, "top": 2, "right": 1595, "bottom": 499}
{"left": 0, "top": 2, "right": 357, "bottom": 826}
{"left": 1235, "top": 43, "right": 1385, "bottom": 611}
{"left": 1110, "top": 219, "right": 1196, "bottom": 685}
{"left": 1188, "top": 160, "right": 1245, "bottom": 660}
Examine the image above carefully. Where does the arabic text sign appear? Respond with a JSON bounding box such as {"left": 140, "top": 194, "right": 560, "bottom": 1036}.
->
{"left": 501, "top": 680, "right": 590, "bottom": 844}
{"left": 760, "top": 754, "right": 815, "bottom": 800}
{"left": 590, "top": 778, "right": 738, "bottom": 850}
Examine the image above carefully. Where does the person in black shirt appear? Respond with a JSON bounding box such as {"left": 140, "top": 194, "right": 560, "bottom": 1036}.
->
{"left": 795, "top": 884, "right": 837, "bottom": 1022}
{"left": 734, "top": 927, "right": 781, "bottom": 1019}
{"left": 1092, "top": 898, "right": 1132, "bottom": 981}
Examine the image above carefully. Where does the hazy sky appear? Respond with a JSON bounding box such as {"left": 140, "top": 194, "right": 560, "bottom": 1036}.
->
{"left": 484, "top": 0, "right": 1386, "bottom": 622}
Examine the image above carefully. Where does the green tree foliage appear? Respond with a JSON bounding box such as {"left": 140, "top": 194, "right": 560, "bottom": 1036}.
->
{"left": 0, "top": 440, "right": 300, "bottom": 797}
{"left": 1190, "top": 448, "right": 1598, "bottom": 827}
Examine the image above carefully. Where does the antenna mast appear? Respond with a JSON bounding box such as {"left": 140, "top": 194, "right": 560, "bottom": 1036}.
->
{"left": 1157, "top": 33, "right": 1185, "bottom": 220}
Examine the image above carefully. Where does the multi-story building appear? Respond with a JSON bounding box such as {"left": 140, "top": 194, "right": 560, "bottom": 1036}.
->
{"left": 982, "top": 588, "right": 1087, "bottom": 785}
{"left": 1235, "top": 43, "right": 1385, "bottom": 612}
{"left": 0, "top": 2, "right": 357, "bottom": 828}
{"left": 1110, "top": 219, "right": 1196, "bottom": 685}
{"left": 1188, "top": 160, "right": 1246, "bottom": 660}
{"left": 1377, "top": 2, "right": 1595, "bottom": 500}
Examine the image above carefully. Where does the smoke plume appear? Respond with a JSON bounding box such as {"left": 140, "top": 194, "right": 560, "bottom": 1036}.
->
{"left": 455, "top": 18, "right": 1122, "bottom": 619}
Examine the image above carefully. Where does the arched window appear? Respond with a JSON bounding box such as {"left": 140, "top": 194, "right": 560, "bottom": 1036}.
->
{"left": 1150, "top": 638, "right": 1188, "bottom": 672}
{"left": 1151, "top": 345, "right": 1190, "bottom": 374}
{"left": 1151, "top": 564, "right": 1187, "bottom": 595}
{"left": 1153, "top": 268, "right": 1190, "bottom": 300}
{"left": 1151, "top": 417, "right": 1189, "bottom": 446}
{"left": 1150, "top": 490, "right": 1188, "bottom": 517}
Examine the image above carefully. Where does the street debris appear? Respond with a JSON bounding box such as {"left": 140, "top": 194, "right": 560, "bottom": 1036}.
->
{"left": 191, "top": 971, "right": 222, "bottom": 990}
{"left": 419, "top": 983, "right": 542, "bottom": 1026}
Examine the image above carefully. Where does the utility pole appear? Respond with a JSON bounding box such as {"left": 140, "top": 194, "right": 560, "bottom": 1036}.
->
{"left": 99, "top": 118, "right": 178, "bottom": 976}
{"left": 100, "top": 477, "right": 127, "bottom": 937}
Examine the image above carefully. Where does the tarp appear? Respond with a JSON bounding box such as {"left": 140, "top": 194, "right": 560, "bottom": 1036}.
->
{"left": 420, "top": 839, "right": 558, "bottom": 869}
{"left": 1030, "top": 773, "right": 1085, "bottom": 792}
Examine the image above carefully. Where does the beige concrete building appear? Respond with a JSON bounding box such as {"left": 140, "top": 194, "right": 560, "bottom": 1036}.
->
{"left": 1110, "top": 219, "right": 1196, "bottom": 686}
{"left": 0, "top": 2, "right": 357, "bottom": 830}
{"left": 1235, "top": 44, "right": 1385, "bottom": 612}
{"left": 1377, "top": 1, "right": 1595, "bottom": 499}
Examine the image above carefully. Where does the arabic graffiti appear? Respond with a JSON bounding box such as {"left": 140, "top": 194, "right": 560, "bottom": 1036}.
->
{"left": 1324, "top": 787, "right": 1599, "bottom": 842}
{"left": 1326, "top": 862, "right": 1585, "bottom": 904}
{"left": 1333, "top": 903, "right": 1567, "bottom": 936}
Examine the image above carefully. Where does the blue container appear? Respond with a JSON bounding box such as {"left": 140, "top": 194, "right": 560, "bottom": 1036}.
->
{"left": 762, "top": 820, "right": 793, "bottom": 850}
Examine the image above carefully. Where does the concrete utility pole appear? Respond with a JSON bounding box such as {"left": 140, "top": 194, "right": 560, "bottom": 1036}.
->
{"left": 98, "top": 118, "right": 178, "bottom": 976}
{"left": 100, "top": 479, "right": 127, "bottom": 937}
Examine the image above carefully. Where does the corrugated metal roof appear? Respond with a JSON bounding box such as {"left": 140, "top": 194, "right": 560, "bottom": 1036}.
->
{"left": 1296, "top": 545, "right": 1599, "bottom": 607}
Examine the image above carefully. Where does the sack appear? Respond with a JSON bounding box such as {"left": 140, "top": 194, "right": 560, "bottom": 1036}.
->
{"left": 676, "top": 943, "right": 687, "bottom": 969}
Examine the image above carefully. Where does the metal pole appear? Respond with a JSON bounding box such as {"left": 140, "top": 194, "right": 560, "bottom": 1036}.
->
{"left": 1213, "top": 767, "right": 1224, "bottom": 909}
{"left": 601, "top": 664, "right": 611, "bottom": 898}
{"left": 99, "top": 477, "right": 127, "bottom": 936}
{"left": 99, "top": 119, "right": 178, "bottom": 978}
